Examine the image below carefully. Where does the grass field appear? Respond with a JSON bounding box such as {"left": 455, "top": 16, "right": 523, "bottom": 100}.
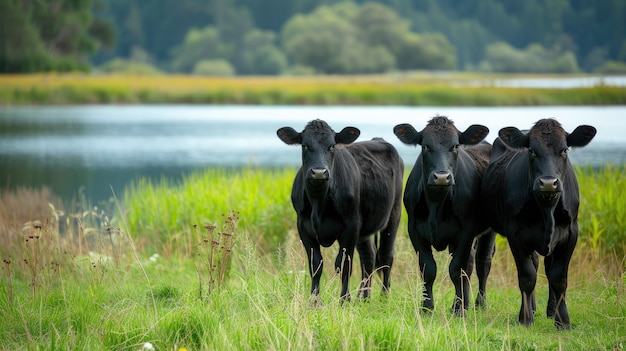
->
{"left": 1, "top": 73, "right": 626, "bottom": 106}
{"left": 0, "top": 166, "right": 625, "bottom": 350}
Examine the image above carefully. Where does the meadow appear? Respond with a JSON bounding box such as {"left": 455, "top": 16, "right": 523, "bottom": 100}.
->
{"left": 1, "top": 73, "right": 626, "bottom": 106}
{"left": 0, "top": 165, "right": 624, "bottom": 350}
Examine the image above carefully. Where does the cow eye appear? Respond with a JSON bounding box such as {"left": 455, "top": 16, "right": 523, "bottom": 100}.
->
{"left": 561, "top": 147, "right": 569, "bottom": 157}
{"left": 528, "top": 148, "right": 536, "bottom": 157}
{"left": 302, "top": 145, "right": 309, "bottom": 151}
{"left": 422, "top": 145, "right": 430, "bottom": 152}
{"left": 328, "top": 144, "right": 335, "bottom": 151}
{"left": 451, "top": 144, "right": 460, "bottom": 152}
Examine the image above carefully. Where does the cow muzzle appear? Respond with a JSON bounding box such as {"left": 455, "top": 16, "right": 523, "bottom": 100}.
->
{"left": 430, "top": 171, "right": 452, "bottom": 186}
{"left": 309, "top": 168, "right": 329, "bottom": 180}
{"left": 534, "top": 176, "right": 561, "bottom": 204}
{"left": 425, "top": 171, "right": 453, "bottom": 202}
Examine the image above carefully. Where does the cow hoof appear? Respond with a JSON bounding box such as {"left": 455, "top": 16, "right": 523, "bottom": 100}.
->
{"left": 518, "top": 319, "right": 534, "bottom": 328}
{"left": 451, "top": 306, "right": 466, "bottom": 317}
{"left": 309, "top": 295, "right": 323, "bottom": 308}
{"left": 475, "top": 294, "right": 487, "bottom": 309}
{"left": 419, "top": 306, "right": 434, "bottom": 315}
{"left": 555, "top": 321, "right": 572, "bottom": 330}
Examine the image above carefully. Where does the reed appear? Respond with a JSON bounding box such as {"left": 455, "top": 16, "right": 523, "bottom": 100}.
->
{"left": 1, "top": 74, "right": 625, "bottom": 106}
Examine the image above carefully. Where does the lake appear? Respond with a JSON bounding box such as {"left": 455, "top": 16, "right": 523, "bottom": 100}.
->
{"left": 1, "top": 105, "right": 625, "bottom": 203}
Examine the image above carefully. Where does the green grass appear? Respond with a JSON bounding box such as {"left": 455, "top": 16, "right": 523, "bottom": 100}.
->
{"left": 0, "top": 229, "right": 624, "bottom": 350}
{"left": 1, "top": 165, "right": 625, "bottom": 350}
{"left": 122, "top": 168, "right": 295, "bottom": 254}
{"left": 1, "top": 73, "right": 626, "bottom": 106}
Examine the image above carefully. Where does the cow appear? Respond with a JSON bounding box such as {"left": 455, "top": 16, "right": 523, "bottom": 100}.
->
{"left": 393, "top": 116, "right": 496, "bottom": 315}
{"left": 277, "top": 119, "right": 404, "bottom": 302}
{"left": 481, "top": 118, "right": 596, "bottom": 329}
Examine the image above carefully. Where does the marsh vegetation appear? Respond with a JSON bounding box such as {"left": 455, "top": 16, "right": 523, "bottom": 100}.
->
{"left": 0, "top": 166, "right": 624, "bottom": 350}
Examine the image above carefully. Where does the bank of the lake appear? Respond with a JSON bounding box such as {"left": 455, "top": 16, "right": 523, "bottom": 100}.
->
{"left": 1, "top": 74, "right": 626, "bottom": 106}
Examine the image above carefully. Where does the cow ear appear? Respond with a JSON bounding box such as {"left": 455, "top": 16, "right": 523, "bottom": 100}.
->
{"left": 393, "top": 123, "right": 422, "bottom": 145}
{"left": 277, "top": 127, "right": 302, "bottom": 145}
{"left": 460, "top": 124, "right": 489, "bottom": 145}
{"left": 335, "top": 127, "right": 360, "bottom": 144}
{"left": 499, "top": 127, "right": 528, "bottom": 148}
{"left": 567, "top": 125, "right": 596, "bottom": 147}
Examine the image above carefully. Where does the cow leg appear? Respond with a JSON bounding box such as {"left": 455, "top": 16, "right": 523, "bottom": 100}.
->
{"left": 416, "top": 246, "right": 437, "bottom": 312}
{"left": 377, "top": 208, "right": 401, "bottom": 294}
{"left": 335, "top": 245, "right": 355, "bottom": 302}
{"left": 300, "top": 233, "right": 323, "bottom": 304}
{"left": 530, "top": 251, "right": 538, "bottom": 314}
{"left": 356, "top": 237, "right": 376, "bottom": 299}
{"left": 509, "top": 241, "right": 538, "bottom": 327}
{"left": 474, "top": 229, "right": 496, "bottom": 308}
{"left": 449, "top": 236, "right": 474, "bottom": 316}
{"left": 545, "top": 228, "right": 576, "bottom": 329}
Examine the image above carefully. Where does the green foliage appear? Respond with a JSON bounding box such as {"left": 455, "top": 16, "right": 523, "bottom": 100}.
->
{"left": 99, "top": 0, "right": 626, "bottom": 72}
{"left": 281, "top": 2, "right": 456, "bottom": 74}
{"left": 239, "top": 29, "right": 288, "bottom": 75}
{"left": 577, "top": 165, "right": 626, "bottom": 255}
{"left": 481, "top": 42, "right": 580, "bottom": 73}
{"left": 123, "top": 168, "right": 295, "bottom": 253}
{"left": 99, "top": 58, "right": 163, "bottom": 76}
{"left": 594, "top": 61, "right": 626, "bottom": 74}
{"left": 170, "top": 26, "right": 226, "bottom": 73}
{"left": 193, "top": 59, "right": 235, "bottom": 76}
{"left": 0, "top": 0, "right": 111, "bottom": 73}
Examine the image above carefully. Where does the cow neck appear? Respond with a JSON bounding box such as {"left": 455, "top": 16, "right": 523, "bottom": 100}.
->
{"left": 535, "top": 196, "right": 559, "bottom": 255}
{"left": 426, "top": 197, "right": 447, "bottom": 244}
{"left": 306, "top": 180, "right": 330, "bottom": 239}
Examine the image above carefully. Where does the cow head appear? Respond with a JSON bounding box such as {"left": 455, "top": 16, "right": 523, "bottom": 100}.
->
{"left": 499, "top": 118, "right": 596, "bottom": 205}
{"left": 394, "top": 116, "right": 489, "bottom": 202}
{"left": 499, "top": 118, "right": 596, "bottom": 254}
{"left": 277, "top": 119, "right": 360, "bottom": 196}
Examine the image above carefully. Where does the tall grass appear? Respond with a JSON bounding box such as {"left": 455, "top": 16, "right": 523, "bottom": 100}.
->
{"left": 577, "top": 164, "right": 626, "bottom": 256}
{"left": 1, "top": 74, "right": 626, "bottom": 106}
{"left": 1, "top": 166, "right": 625, "bottom": 350}
{"left": 121, "top": 165, "right": 626, "bottom": 257}
{"left": 122, "top": 167, "right": 295, "bottom": 255}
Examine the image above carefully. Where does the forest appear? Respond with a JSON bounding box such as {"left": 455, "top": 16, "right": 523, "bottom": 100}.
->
{"left": 1, "top": 0, "right": 626, "bottom": 75}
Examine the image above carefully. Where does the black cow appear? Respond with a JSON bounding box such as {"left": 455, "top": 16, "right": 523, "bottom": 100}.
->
{"left": 277, "top": 119, "right": 404, "bottom": 301}
{"left": 482, "top": 118, "right": 596, "bottom": 329}
{"left": 393, "top": 116, "right": 496, "bottom": 315}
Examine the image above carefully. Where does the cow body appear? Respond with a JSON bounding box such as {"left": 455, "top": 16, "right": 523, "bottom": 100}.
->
{"left": 277, "top": 119, "right": 404, "bottom": 301}
{"left": 481, "top": 118, "right": 596, "bottom": 329}
{"left": 394, "top": 116, "right": 496, "bottom": 315}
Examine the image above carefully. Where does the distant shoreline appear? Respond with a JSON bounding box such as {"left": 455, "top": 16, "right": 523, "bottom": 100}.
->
{"left": 1, "top": 73, "right": 625, "bottom": 106}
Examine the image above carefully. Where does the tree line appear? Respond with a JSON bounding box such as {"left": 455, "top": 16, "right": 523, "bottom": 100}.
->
{"left": 2, "top": 0, "right": 625, "bottom": 75}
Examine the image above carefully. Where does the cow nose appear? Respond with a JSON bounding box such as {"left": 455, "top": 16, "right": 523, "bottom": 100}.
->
{"left": 539, "top": 177, "right": 559, "bottom": 191}
{"left": 432, "top": 171, "right": 451, "bottom": 185}
{"left": 310, "top": 168, "right": 329, "bottom": 180}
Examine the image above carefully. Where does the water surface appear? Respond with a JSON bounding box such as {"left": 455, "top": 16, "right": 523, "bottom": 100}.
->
{"left": 1, "top": 105, "right": 624, "bottom": 203}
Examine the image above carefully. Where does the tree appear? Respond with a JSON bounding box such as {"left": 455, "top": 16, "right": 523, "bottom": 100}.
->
{"left": 193, "top": 59, "right": 235, "bottom": 76}
{"left": 0, "top": 0, "right": 113, "bottom": 72}
{"left": 281, "top": 2, "right": 454, "bottom": 74}
{"left": 481, "top": 41, "right": 578, "bottom": 73}
{"left": 240, "top": 29, "right": 287, "bottom": 75}
{"left": 0, "top": 0, "right": 50, "bottom": 72}
{"left": 170, "top": 26, "right": 226, "bottom": 73}
{"left": 282, "top": 5, "right": 359, "bottom": 73}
